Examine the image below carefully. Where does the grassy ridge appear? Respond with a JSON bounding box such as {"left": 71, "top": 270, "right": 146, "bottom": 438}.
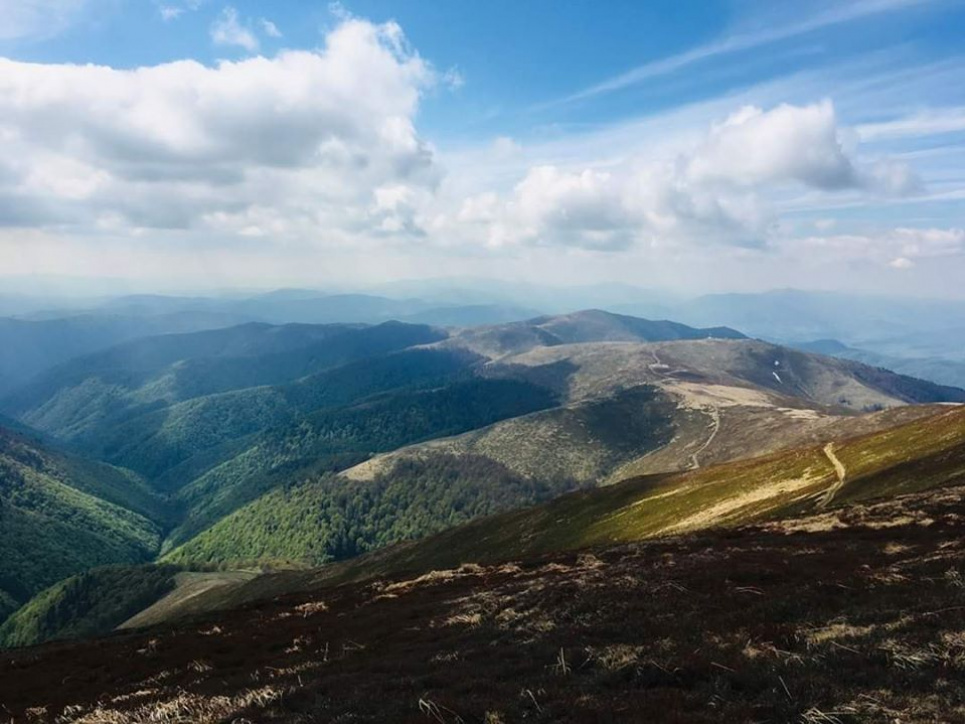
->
{"left": 319, "top": 405, "right": 965, "bottom": 582}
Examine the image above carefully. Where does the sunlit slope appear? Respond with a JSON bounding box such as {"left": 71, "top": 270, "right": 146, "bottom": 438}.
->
{"left": 329, "top": 404, "right": 965, "bottom": 579}
{"left": 162, "top": 383, "right": 671, "bottom": 566}
{"left": 135, "top": 405, "right": 965, "bottom": 628}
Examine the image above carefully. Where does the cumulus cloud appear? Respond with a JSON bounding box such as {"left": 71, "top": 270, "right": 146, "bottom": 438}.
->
{"left": 0, "top": 17, "right": 934, "bottom": 277}
{"left": 0, "top": 17, "right": 441, "bottom": 237}
{"left": 211, "top": 6, "right": 259, "bottom": 52}
{"left": 795, "top": 227, "right": 964, "bottom": 270}
{"left": 451, "top": 101, "right": 912, "bottom": 251}
{"left": 687, "top": 101, "right": 857, "bottom": 189}
{"left": 687, "top": 101, "right": 919, "bottom": 195}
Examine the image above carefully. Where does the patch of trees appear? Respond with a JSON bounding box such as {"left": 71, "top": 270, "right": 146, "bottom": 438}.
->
{"left": 168, "top": 454, "right": 581, "bottom": 567}
{"left": 0, "top": 565, "right": 179, "bottom": 649}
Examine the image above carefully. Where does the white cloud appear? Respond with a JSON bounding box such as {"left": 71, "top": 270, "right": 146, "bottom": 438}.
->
{"left": 449, "top": 101, "right": 916, "bottom": 252}
{"left": 259, "top": 18, "right": 282, "bottom": 38}
{"left": 211, "top": 6, "right": 259, "bottom": 52}
{"left": 857, "top": 107, "right": 965, "bottom": 141}
{"left": 158, "top": 0, "right": 203, "bottom": 22}
{"left": 0, "top": 17, "right": 440, "bottom": 238}
{"left": 687, "top": 101, "right": 856, "bottom": 189}
{"left": 794, "top": 227, "right": 965, "bottom": 269}
{"left": 892, "top": 227, "right": 965, "bottom": 258}
{"left": 159, "top": 6, "right": 184, "bottom": 21}
{"left": 0, "top": 0, "right": 91, "bottom": 41}
{"left": 687, "top": 101, "right": 919, "bottom": 195}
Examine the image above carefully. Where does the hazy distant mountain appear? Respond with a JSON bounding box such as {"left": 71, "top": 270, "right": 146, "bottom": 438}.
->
{"left": 792, "top": 339, "right": 965, "bottom": 389}
{"left": 0, "top": 321, "right": 447, "bottom": 477}
{"left": 0, "top": 312, "right": 248, "bottom": 395}
{"left": 664, "top": 289, "right": 965, "bottom": 358}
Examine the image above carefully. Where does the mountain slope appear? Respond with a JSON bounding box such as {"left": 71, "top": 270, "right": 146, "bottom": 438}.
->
{"left": 793, "top": 338, "right": 965, "bottom": 389}
{"left": 0, "top": 564, "right": 180, "bottom": 649}
{"left": 326, "top": 404, "right": 965, "bottom": 580}
{"left": 339, "top": 333, "right": 964, "bottom": 510}
{"left": 1, "top": 322, "right": 447, "bottom": 478}
{"left": 0, "top": 312, "right": 245, "bottom": 395}
{"left": 157, "top": 312, "right": 962, "bottom": 569}
{"left": 127, "top": 403, "right": 965, "bottom": 630}
{"left": 0, "top": 428, "right": 165, "bottom": 623}
{"left": 162, "top": 384, "right": 676, "bottom": 566}
{"left": 163, "top": 376, "right": 561, "bottom": 552}
{"left": 443, "top": 309, "right": 744, "bottom": 359}
{"left": 4, "top": 451, "right": 964, "bottom": 721}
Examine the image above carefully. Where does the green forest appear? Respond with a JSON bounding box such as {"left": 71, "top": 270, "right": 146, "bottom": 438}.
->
{"left": 166, "top": 453, "right": 580, "bottom": 566}
{"left": 0, "top": 565, "right": 179, "bottom": 649}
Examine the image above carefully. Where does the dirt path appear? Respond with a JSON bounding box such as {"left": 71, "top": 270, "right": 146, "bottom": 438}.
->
{"left": 818, "top": 443, "right": 847, "bottom": 509}
{"left": 648, "top": 348, "right": 671, "bottom": 376}
{"left": 689, "top": 406, "right": 720, "bottom": 470}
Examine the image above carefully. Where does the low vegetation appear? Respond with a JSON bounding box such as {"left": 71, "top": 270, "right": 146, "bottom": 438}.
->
{"left": 3, "top": 481, "right": 963, "bottom": 722}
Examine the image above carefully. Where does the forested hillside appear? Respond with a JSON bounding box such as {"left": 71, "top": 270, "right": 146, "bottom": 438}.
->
{"left": 0, "top": 565, "right": 179, "bottom": 649}
{"left": 2, "top": 310, "right": 964, "bottom": 654}
{"left": 0, "top": 427, "right": 165, "bottom": 623}
{"left": 165, "top": 377, "right": 559, "bottom": 549}
{"left": 1, "top": 322, "right": 446, "bottom": 467}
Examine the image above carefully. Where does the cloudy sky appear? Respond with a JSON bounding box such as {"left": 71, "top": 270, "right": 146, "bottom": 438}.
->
{"left": 2, "top": 0, "right": 965, "bottom": 297}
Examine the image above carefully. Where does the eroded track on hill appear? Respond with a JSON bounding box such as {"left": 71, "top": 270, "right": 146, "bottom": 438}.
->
{"left": 818, "top": 442, "right": 847, "bottom": 509}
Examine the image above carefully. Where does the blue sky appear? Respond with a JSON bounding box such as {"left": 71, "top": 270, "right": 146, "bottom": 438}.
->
{"left": 2, "top": 0, "right": 965, "bottom": 297}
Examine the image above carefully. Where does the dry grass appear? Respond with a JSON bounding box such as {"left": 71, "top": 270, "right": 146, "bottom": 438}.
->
{"left": 586, "top": 644, "right": 645, "bottom": 671}
{"left": 58, "top": 686, "right": 288, "bottom": 724}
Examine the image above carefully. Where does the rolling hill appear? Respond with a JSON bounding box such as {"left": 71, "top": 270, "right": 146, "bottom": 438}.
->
{"left": 2, "top": 405, "right": 964, "bottom": 722}
{"left": 0, "top": 321, "right": 448, "bottom": 477}
{"left": 161, "top": 313, "right": 963, "bottom": 569}
{"left": 0, "top": 312, "right": 246, "bottom": 395}
{"left": 1, "top": 309, "right": 963, "bottom": 655}
{"left": 144, "top": 403, "right": 965, "bottom": 611}
{"left": 0, "top": 426, "right": 167, "bottom": 624}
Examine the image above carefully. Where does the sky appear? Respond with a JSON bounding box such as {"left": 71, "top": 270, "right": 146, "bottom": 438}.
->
{"left": 2, "top": 0, "right": 965, "bottom": 297}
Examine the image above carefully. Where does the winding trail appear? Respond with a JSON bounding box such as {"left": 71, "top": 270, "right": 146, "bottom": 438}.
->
{"left": 649, "top": 348, "right": 670, "bottom": 376}
{"left": 649, "top": 346, "right": 720, "bottom": 471}
{"left": 818, "top": 442, "right": 847, "bottom": 509}
{"left": 689, "top": 406, "right": 720, "bottom": 470}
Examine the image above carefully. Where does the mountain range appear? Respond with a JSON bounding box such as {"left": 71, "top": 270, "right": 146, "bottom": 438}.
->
{"left": 0, "top": 303, "right": 964, "bottom": 721}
